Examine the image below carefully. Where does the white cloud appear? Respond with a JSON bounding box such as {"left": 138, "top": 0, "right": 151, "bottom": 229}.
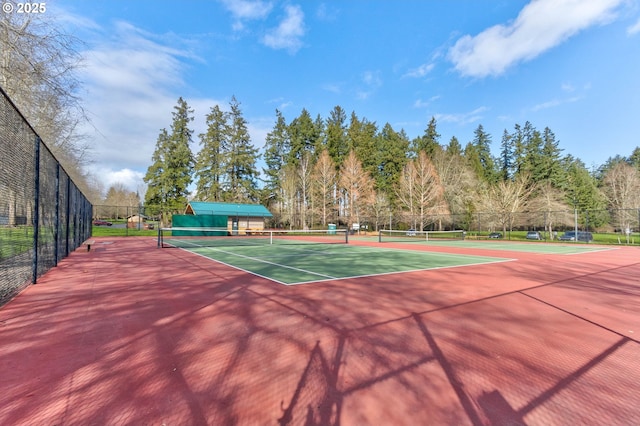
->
{"left": 322, "top": 83, "right": 342, "bottom": 94}
{"left": 262, "top": 5, "right": 306, "bottom": 53}
{"left": 531, "top": 82, "right": 588, "bottom": 111}
{"left": 628, "top": 17, "right": 640, "bottom": 35}
{"left": 403, "top": 63, "right": 435, "bottom": 78}
{"left": 413, "top": 96, "right": 440, "bottom": 108}
{"left": 316, "top": 3, "right": 340, "bottom": 21}
{"left": 219, "top": 0, "right": 273, "bottom": 30}
{"left": 94, "top": 167, "right": 146, "bottom": 195}
{"left": 266, "top": 97, "right": 293, "bottom": 110}
{"left": 362, "top": 70, "right": 382, "bottom": 88}
{"left": 532, "top": 95, "right": 583, "bottom": 111}
{"left": 435, "top": 106, "right": 489, "bottom": 125}
{"left": 356, "top": 70, "right": 383, "bottom": 99}
{"left": 448, "top": 0, "right": 624, "bottom": 78}
{"left": 76, "top": 20, "right": 224, "bottom": 183}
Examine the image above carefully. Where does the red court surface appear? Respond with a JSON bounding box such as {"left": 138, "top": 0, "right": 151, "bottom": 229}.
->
{"left": 1, "top": 237, "right": 639, "bottom": 425}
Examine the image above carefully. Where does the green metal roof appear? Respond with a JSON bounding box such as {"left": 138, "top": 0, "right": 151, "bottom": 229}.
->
{"left": 186, "top": 201, "right": 273, "bottom": 217}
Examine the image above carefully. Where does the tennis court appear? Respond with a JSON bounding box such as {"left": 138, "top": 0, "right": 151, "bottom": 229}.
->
{"left": 374, "top": 230, "right": 615, "bottom": 254}
{"left": 173, "top": 242, "right": 513, "bottom": 285}
{"left": 1, "top": 236, "right": 639, "bottom": 425}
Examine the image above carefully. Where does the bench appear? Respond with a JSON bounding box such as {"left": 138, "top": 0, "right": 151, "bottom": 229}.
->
{"left": 84, "top": 239, "right": 96, "bottom": 252}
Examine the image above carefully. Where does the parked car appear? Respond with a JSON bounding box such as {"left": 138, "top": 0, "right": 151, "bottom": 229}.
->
{"left": 488, "top": 232, "right": 503, "bottom": 239}
{"left": 526, "top": 231, "right": 543, "bottom": 240}
{"left": 559, "top": 231, "right": 593, "bottom": 242}
{"left": 93, "top": 220, "right": 112, "bottom": 226}
{"left": 406, "top": 229, "right": 416, "bottom": 237}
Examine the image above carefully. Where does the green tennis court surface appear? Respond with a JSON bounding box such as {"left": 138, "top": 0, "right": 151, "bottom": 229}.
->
{"left": 385, "top": 239, "right": 613, "bottom": 254}
{"left": 369, "top": 234, "right": 614, "bottom": 254}
{"left": 182, "top": 243, "right": 512, "bottom": 285}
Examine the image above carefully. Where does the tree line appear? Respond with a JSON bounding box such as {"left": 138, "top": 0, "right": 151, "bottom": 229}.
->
{"left": 0, "top": 3, "right": 99, "bottom": 201}
{"left": 144, "top": 97, "right": 640, "bottom": 233}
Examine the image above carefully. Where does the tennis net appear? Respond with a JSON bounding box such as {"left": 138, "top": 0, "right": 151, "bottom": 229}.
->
{"left": 378, "top": 229, "right": 466, "bottom": 243}
{"left": 158, "top": 227, "right": 349, "bottom": 248}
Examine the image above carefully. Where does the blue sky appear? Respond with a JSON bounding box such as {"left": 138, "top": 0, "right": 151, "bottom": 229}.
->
{"left": 52, "top": 0, "right": 640, "bottom": 194}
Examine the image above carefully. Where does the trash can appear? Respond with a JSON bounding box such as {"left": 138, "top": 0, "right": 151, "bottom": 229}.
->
{"left": 328, "top": 223, "right": 336, "bottom": 235}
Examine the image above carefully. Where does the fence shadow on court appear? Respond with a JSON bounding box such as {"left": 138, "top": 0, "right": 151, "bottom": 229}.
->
{"left": 265, "top": 254, "right": 640, "bottom": 425}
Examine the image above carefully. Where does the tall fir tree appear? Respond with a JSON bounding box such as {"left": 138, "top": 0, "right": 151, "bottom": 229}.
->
{"left": 563, "top": 156, "right": 607, "bottom": 227}
{"left": 144, "top": 97, "right": 194, "bottom": 218}
{"left": 325, "top": 106, "right": 348, "bottom": 168}
{"left": 411, "top": 116, "right": 441, "bottom": 158}
{"left": 224, "top": 96, "right": 259, "bottom": 201}
{"left": 446, "top": 136, "right": 462, "bottom": 157}
{"left": 143, "top": 128, "right": 170, "bottom": 208}
{"left": 194, "top": 105, "right": 228, "bottom": 201}
{"left": 629, "top": 147, "right": 640, "bottom": 170}
{"left": 467, "top": 124, "right": 496, "bottom": 184}
{"left": 348, "top": 112, "right": 378, "bottom": 177}
{"left": 540, "top": 127, "right": 565, "bottom": 187}
{"left": 288, "top": 108, "right": 322, "bottom": 166}
{"left": 499, "top": 129, "right": 513, "bottom": 181}
{"left": 375, "top": 123, "right": 410, "bottom": 203}
{"left": 262, "top": 109, "right": 291, "bottom": 203}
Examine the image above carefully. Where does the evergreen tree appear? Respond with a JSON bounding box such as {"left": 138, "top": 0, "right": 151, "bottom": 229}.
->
{"left": 512, "top": 121, "right": 535, "bottom": 177}
{"left": 467, "top": 124, "right": 496, "bottom": 184}
{"left": 347, "top": 112, "right": 378, "bottom": 177}
{"left": 375, "top": 123, "right": 410, "bottom": 203}
{"left": 597, "top": 154, "right": 628, "bottom": 184}
{"left": 144, "top": 128, "right": 171, "bottom": 208}
{"left": 224, "top": 96, "right": 259, "bottom": 201}
{"left": 446, "top": 136, "right": 462, "bottom": 157}
{"left": 262, "top": 110, "right": 291, "bottom": 202}
{"left": 539, "top": 127, "right": 564, "bottom": 187}
{"left": 629, "top": 147, "right": 640, "bottom": 170}
{"left": 563, "top": 156, "right": 607, "bottom": 228}
{"left": 520, "top": 127, "right": 546, "bottom": 183}
{"left": 325, "top": 106, "right": 348, "bottom": 168}
{"left": 288, "top": 108, "right": 322, "bottom": 166}
{"left": 411, "top": 116, "right": 441, "bottom": 158}
{"left": 194, "top": 105, "right": 227, "bottom": 201}
{"left": 144, "top": 97, "right": 194, "bottom": 218}
{"left": 498, "top": 129, "right": 513, "bottom": 181}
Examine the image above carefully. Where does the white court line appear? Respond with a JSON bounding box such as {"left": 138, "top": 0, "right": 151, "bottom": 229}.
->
{"left": 169, "top": 239, "right": 338, "bottom": 281}
{"left": 167, "top": 239, "right": 515, "bottom": 285}
{"left": 288, "top": 258, "right": 517, "bottom": 286}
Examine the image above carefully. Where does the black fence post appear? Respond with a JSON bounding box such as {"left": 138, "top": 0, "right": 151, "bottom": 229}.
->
{"left": 32, "top": 137, "right": 41, "bottom": 284}
{"left": 65, "top": 177, "right": 71, "bottom": 257}
{"left": 54, "top": 163, "right": 60, "bottom": 266}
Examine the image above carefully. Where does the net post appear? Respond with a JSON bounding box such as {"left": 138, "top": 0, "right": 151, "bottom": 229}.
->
{"left": 269, "top": 230, "right": 274, "bottom": 245}
{"left": 157, "top": 227, "right": 162, "bottom": 248}
{"left": 378, "top": 230, "right": 382, "bottom": 243}
{"left": 345, "top": 228, "right": 349, "bottom": 244}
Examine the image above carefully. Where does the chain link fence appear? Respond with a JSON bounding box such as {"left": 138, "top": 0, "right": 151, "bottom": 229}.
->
{"left": 1, "top": 86, "right": 92, "bottom": 306}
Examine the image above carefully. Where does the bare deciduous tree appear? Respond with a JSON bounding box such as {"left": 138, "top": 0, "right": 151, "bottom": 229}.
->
{"left": 280, "top": 164, "right": 298, "bottom": 229}
{"left": 1, "top": 3, "right": 94, "bottom": 197}
{"left": 396, "top": 151, "right": 447, "bottom": 230}
{"left": 338, "top": 150, "right": 374, "bottom": 229}
{"left": 602, "top": 162, "right": 640, "bottom": 234}
{"left": 483, "top": 173, "right": 536, "bottom": 234}
{"left": 311, "top": 150, "right": 337, "bottom": 226}
{"left": 529, "top": 182, "right": 572, "bottom": 238}
{"left": 298, "top": 151, "right": 312, "bottom": 229}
